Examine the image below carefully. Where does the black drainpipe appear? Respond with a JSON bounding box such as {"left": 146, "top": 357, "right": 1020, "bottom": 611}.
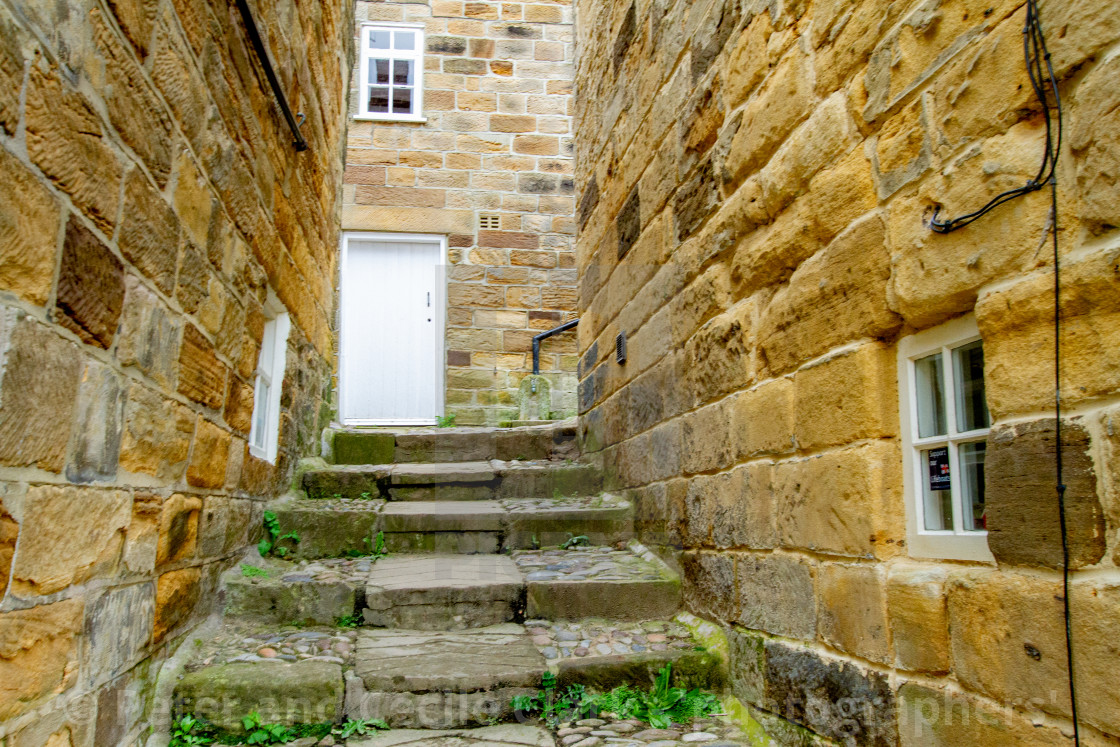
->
{"left": 233, "top": 0, "right": 309, "bottom": 152}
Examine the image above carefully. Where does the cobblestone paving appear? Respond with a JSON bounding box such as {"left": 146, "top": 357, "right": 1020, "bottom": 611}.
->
{"left": 502, "top": 495, "right": 627, "bottom": 511}
{"left": 512, "top": 546, "right": 668, "bottom": 582}
{"left": 288, "top": 497, "right": 385, "bottom": 510}
{"left": 246, "top": 543, "right": 664, "bottom": 589}
{"left": 343, "top": 724, "right": 555, "bottom": 747}
{"left": 552, "top": 717, "right": 751, "bottom": 747}
{"left": 524, "top": 619, "right": 695, "bottom": 661}
{"left": 281, "top": 496, "right": 626, "bottom": 516}
{"left": 184, "top": 621, "right": 359, "bottom": 672}
{"left": 278, "top": 557, "right": 376, "bottom": 584}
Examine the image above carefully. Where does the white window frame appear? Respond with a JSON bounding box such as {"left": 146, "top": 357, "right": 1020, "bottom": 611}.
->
{"left": 898, "top": 314, "right": 994, "bottom": 562}
{"left": 355, "top": 22, "right": 426, "bottom": 122}
{"left": 249, "top": 290, "right": 290, "bottom": 464}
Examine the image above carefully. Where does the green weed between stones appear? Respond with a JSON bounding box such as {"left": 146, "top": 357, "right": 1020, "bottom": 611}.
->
{"left": 240, "top": 564, "right": 272, "bottom": 579}
{"left": 341, "top": 530, "right": 389, "bottom": 559}
{"left": 333, "top": 718, "right": 389, "bottom": 738}
{"left": 436, "top": 413, "right": 457, "bottom": 428}
{"left": 511, "top": 664, "right": 722, "bottom": 729}
{"left": 259, "top": 511, "right": 300, "bottom": 558}
{"left": 170, "top": 713, "right": 388, "bottom": 746}
{"left": 335, "top": 613, "right": 364, "bottom": 628}
{"left": 170, "top": 714, "right": 214, "bottom": 746}
{"left": 561, "top": 534, "right": 590, "bottom": 549}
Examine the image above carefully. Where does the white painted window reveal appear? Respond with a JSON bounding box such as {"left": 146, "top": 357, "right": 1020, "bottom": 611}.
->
{"left": 898, "top": 314, "right": 993, "bottom": 562}
{"left": 249, "top": 291, "right": 290, "bottom": 464}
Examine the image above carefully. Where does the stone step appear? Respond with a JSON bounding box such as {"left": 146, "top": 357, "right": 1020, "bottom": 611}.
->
{"left": 349, "top": 726, "right": 556, "bottom": 747}
{"left": 349, "top": 721, "right": 753, "bottom": 747}
{"left": 363, "top": 555, "right": 525, "bottom": 629}
{"left": 347, "top": 625, "right": 544, "bottom": 728}
{"left": 346, "top": 624, "right": 723, "bottom": 729}
{"left": 270, "top": 495, "right": 634, "bottom": 558}
{"left": 223, "top": 543, "right": 679, "bottom": 628}
{"left": 513, "top": 545, "right": 681, "bottom": 622}
{"left": 379, "top": 500, "right": 507, "bottom": 555}
{"left": 302, "top": 460, "right": 601, "bottom": 502}
{"left": 327, "top": 421, "right": 578, "bottom": 465}
{"left": 223, "top": 556, "right": 370, "bottom": 626}
{"left": 271, "top": 497, "right": 386, "bottom": 558}
{"left": 171, "top": 616, "right": 722, "bottom": 731}
{"left": 524, "top": 617, "right": 721, "bottom": 685}
{"left": 175, "top": 658, "right": 346, "bottom": 732}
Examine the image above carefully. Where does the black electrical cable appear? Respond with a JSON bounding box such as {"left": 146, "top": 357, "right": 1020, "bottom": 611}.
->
{"left": 928, "top": 0, "right": 1059, "bottom": 233}
{"left": 1051, "top": 174, "right": 1079, "bottom": 747}
{"left": 924, "top": 2, "right": 1080, "bottom": 744}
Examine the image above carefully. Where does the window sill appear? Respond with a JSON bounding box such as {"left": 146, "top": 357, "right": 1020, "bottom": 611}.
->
{"left": 248, "top": 443, "right": 276, "bottom": 465}
{"left": 907, "top": 531, "right": 995, "bottom": 562}
{"left": 353, "top": 114, "right": 427, "bottom": 124}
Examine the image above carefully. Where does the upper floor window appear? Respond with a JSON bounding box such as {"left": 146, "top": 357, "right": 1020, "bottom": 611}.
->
{"left": 357, "top": 23, "right": 425, "bottom": 122}
{"left": 249, "top": 291, "right": 290, "bottom": 464}
{"left": 898, "top": 315, "right": 993, "bottom": 562}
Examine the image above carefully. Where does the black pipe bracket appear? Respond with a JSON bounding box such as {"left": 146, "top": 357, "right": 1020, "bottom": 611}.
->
{"left": 233, "top": 0, "right": 310, "bottom": 152}
{"left": 532, "top": 319, "right": 578, "bottom": 376}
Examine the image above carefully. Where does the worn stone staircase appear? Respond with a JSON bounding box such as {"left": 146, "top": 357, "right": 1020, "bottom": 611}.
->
{"left": 166, "top": 422, "right": 727, "bottom": 744}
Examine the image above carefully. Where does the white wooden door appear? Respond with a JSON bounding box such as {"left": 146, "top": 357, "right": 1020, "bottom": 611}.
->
{"left": 340, "top": 233, "right": 445, "bottom": 425}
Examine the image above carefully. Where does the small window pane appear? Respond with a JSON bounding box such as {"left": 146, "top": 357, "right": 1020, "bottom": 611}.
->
{"left": 953, "top": 340, "right": 990, "bottom": 432}
{"left": 368, "top": 86, "right": 390, "bottom": 113}
{"left": 394, "top": 30, "right": 415, "bottom": 50}
{"left": 370, "top": 30, "right": 391, "bottom": 49}
{"left": 252, "top": 378, "right": 270, "bottom": 449}
{"left": 915, "top": 353, "right": 947, "bottom": 438}
{"left": 922, "top": 447, "right": 953, "bottom": 531}
{"left": 258, "top": 319, "right": 276, "bottom": 372}
{"left": 960, "top": 441, "right": 987, "bottom": 531}
{"left": 392, "top": 87, "right": 413, "bottom": 114}
{"left": 372, "top": 58, "right": 390, "bottom": 84}
{"left": 393, "top": 59, "right": 413, "bottom": 86}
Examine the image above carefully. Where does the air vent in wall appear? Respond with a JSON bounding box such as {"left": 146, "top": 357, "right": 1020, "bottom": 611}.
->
{"left": 616, "top": 331, "right": 627, "bottom": 365}
{"left": 479, "top": 214, "right": 500, "bottom": 230}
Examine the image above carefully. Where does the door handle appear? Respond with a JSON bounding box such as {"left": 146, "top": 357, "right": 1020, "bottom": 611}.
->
{"left": 427, "top": 292, "right": 431, "bottom": 307}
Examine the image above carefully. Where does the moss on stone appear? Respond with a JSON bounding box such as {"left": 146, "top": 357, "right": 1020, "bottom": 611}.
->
{"left": 719, "top": 696, "right": 828, "bottom": 747}
{"left": 675, "top": 611, "right": 731, "bottom": 667}
{"left": 332, "top": 431, "right": 396, "bottom": 466}
{"left": 174, "top": 660, "right": 344, "bottom": 732}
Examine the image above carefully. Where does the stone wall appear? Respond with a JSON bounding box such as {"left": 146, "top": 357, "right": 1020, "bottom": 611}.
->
{"left": 574, "top": 0, "right": 1120, "bottom": 744}
{"left": 343, "top": 0, "right": 578, "bottom": 426}
{"left": 0, "top": 0, "right": 349, "bottom": 743}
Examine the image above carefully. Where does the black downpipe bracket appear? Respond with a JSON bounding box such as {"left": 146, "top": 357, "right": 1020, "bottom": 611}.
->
{"left": 532, "top": 319, "right": 578, "bottom": 376}
{"left": 233, "top": 0, "right": 309, "bottom": 152}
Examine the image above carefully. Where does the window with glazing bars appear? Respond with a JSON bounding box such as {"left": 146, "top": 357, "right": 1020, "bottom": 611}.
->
{"left": 357, "top": 23, "right": 424, "bottom": 121}
{"left": 898, "top": 315, "right": 993, "bottom": 561}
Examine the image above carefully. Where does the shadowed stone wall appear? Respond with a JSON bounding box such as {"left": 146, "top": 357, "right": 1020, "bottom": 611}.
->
{"left": 343, "top": 0, "right": 578, "bottom": 426}
{"left": 574, "top": 0, "right": 1120, "bottom": 744}
{"left": 0, "top": 0, "right": 350, "bottom": 743}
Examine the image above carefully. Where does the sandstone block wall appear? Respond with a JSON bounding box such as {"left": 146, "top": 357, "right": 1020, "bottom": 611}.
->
{"left": 574, "top": 0, "right": 1120, "bottom": 744}
{"left": 343, "top": 0, "right": 578, "bottom": 426}
{"left": 0, "top": 0, "right": 349, "bottom": 743}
